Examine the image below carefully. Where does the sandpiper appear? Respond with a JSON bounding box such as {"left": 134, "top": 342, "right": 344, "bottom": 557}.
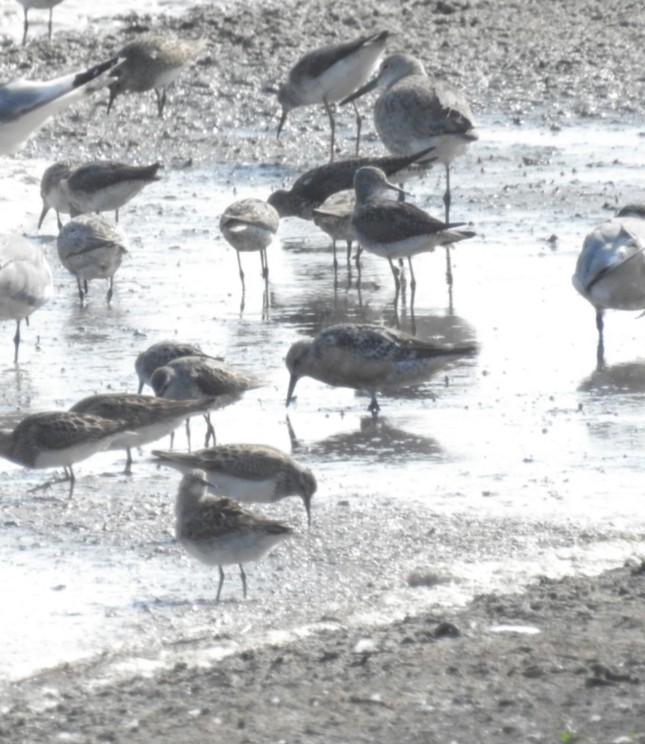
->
{"left": 219, "top": 198, "right": 280, "bottom": 285}
{"left": 0, "top": 410, "right": 131, "bottom": 493}
{"left": 107, "top": 35, "right": 204, "bottom": 117}
{"left": 70, "top": 393, "right": 217, "bottom": 474}
{"left": 151, "top": 355, "right": 260, "bottom": 446}
{"left": 135, "top": 340, "right": 216, "bottom": 394}
{"left": 153, "top": 443, "right": 317, "bottom": 524}
{"left": 343, "top": 53, "right": 477, "bottom": 284}
{"left": 56, "top": 214, "right": 128, "bottom": 305}
{"left": 13, "top": 0, "right": 64, "bottom": 45}
{"left": 38, "top": 160, "right": 76, "bottom": 229}
{"left": 175, "top": 469, "right": 293, "bottom": 602}
{"left": 0, "top": 233, "right": 53, "bottom": 363}
{"left": 351, "top": 166, "right": 475, "bottom": 298}
{"left": 312, "top": 189, "right": 358, "bottom": 270}
{"left": 39, "top": 161, "right": 161, "bottom": 227}
{"left": 0, "top": 57, "right": 119, "bottom": 155}
{"left": 277, "top": 31, "right": 388, "bottom": 162}
{"left": 573, "top": 204, "right": 645, "bottom": 364}
{"left": 267, "top": 146, "right": 435, "bottom": 221}
{"left": 285, "top": 323, "right": 477, "bottom": 414}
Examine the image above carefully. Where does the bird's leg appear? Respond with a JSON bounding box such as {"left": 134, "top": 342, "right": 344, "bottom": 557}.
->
{"left": 260, "top": 248, "right": 269, "bottom": 281}
{"left": 56, "top": 211, "right": 63, "bottom": 230}
{"left": 346, "top": 240, "right": 353, "bottom": 267}
{"left": 67, "top": 466, "right": 75, "bottom": 498}
{"left": 106, "top": 277, "right": 114, "bottom": 305}
{"left": 155, "top": 88, "right": 166, "bottom": 118}
{"left": 22, "top": 8, "right": 28, "bottom": 45}
{"left": 236, "top": 251, "right": 245, "bottom": 284}
{"left": 124, "top": 448, "right": 133, "bottom": 476}
{"left": 332, "top": 239, "right": 339, "bottom": 272}
{"left": 444, "top": 164, "right": 454, "bottom": 288}
{"left": 76, "top": 278, "right": 85, "bottom": 304}
{"left": 596, "top": 309, "right": 605, "bottom": 367}
{"left": 13, "top": 320, "right": 21, "bottom": 364}
{"left": 388, "top": 257, "right": 401, "bottom": 293}
{"left": 368, "top": 393, "right": 380, "bottom": 416}
{"left": 239, "top": 563, "right": 247, "bottom": 598}
{"left": 323, "top": 98, "right": 336, "bottom": 163}
{"left": 407, "top": 257, "right": 417, "bottom": 291}
{"left": 48, "top": 7, "right": 54, "bottom": 41}
{"left": 216, "top": 566, "right": 225, "bottom": 602}
{"left": 351, "top": 100, "right": 362, "bottom": 156}
{"left": 204, "top": 413, "right": 216, "bottom": 447}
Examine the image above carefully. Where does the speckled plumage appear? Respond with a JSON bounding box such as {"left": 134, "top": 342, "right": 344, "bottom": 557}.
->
{"left": 56, "top": 214, "right": 128, "bottom": 304}
{"left": 312, "top": 189, "right": 357, "bottom": 268}
{"left": 135, "top": 341, "right": 213, "bottom": 394}
{"left": 153, "top": 443, "right": 317, "bottom": 523}
{"left": 107, "top": 35, "right": 203, "bottom": 117}
{"left": 175, "top": 469, "right": 293, "bottom": 601}
{"left": 0, "top": 233, "right": 53, "bottom": 362}
{"left": 286, "top": 323, "right": 477, "bottom": 414}
{"left": 573, "top": 204, "right": 645, "bottom": 361}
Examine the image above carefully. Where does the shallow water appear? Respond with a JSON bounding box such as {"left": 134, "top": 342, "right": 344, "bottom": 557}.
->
{"left": 2, "top": 114, "right": 645, "bottom": 685}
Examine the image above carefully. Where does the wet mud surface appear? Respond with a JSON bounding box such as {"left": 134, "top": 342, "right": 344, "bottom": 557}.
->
{"left": 2, "top": 1, "right": 645, "bottom": 742}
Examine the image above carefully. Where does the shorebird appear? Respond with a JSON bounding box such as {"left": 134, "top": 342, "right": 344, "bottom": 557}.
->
{"left": 135, "top": 340, "right": 216, "bottom": 394}
{"left": 13, "top": 0, "right": 64, "bottom": 45}
{"left": 107, "top": 35, "right": 203, "bottom": 117}
{"left": 219, "top": 198, "right": 280, "bottom": 285}
{"left": 0, "top": 233, "right": 53, "bottom": 363}
{"left": 342, "top": 53, "right": 478, "bottom": 284}
{"left": 312, "top": 189, "right": 358, "bottom": 270}
{"left": 351, "top": 166, "right": 474, "bottom": 299}
{"left": 175, "top": 470, "right": 293, "bottom": 602}
{"left": 0, "top": 57, "right": 119, "bottom": 156}
{"left": 70, "top": 393, "right": 216, "bottom": 474}
{"left": 277, "top": 30, "right": 388, "bottom": 161}
{"left": 153, "top": 444, "right": 317, "bottom": 524}
{"left": 39, "top": 160, "right": 161, "bottom": 228}
{"left": 0, "top": 410, "right": 131, "bottom": 494}
{"left": 573, "top": 204, "right": 645, "bottom": 364}
{"left": 267, "top": 146, "right": 435, "bottom": 221}
{"left": 56, "top": 214, "right": 128, "bottom": 305}
{"left": 151, "top": 355, "right": 260, "bottom": 446}
{"left": 285, "top": 323, "right": 477, "bottom": 414}
{"left": 38, "top": 160, "right": 76, "bottom": 229}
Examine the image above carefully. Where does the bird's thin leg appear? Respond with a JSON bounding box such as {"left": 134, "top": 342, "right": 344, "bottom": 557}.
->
{"left": 76, "top": 278, "right": 85, "bottom": 304}
{"left": 56, "top": 211, "right": 63, "bottom": 230}
{"left": 106, "top": 277, "right": 114, "bottom": 304}
{"left": 444, "top": 164, "right": 454, "bottom": 288}
{"left": 596, "top": 309, "right": 605, "bottom": 367}
{"left": 368, "top": 393, "right": 380, "bottom": 416}
{"left": 351, "top": 100, "right": 362, "bottom": 156}
{"left": 236, "top": 251, "right": 245, "bottom": 285}
{"left": 204, "top": 413, "right": 215, "bottom": 447}
{"left": 185, "top": 418, "right": 191, "bottom": 451}
{"left": 13, "top": 320, "right": 21, "bottom": 364}
{"left": 124, "top": 448, "right": 133, "bottom": 475}
{"left": 323, "top": 98, "right": 336, "bottom": 163}
{"left": 260, "top": 248, "right": 269, "bottom": 281}
{"left": 67, "top": 466, "right": 75, "bottom": 498}
{"left": 47, "top": 7, "right": 53, "bottom": 41}
{"left": 407, "top": 257, "right": 417, "bottom": 291}
{"left": 216, "top": 566, "right": 225, "bottom": 602}
{"left": 155, "top": 88, "right": 166, "bottom": 117}
{"left": 387, "top": 257, "right": 401, "bottom": 293}
{"left": 239, "top": 564, "right": 247, "bottom": 598}
{"left": 22, "top": 8, "right": 28, "bottom": 45}
{"left": 332, "top": 239, "right": 339, "bottom": 272}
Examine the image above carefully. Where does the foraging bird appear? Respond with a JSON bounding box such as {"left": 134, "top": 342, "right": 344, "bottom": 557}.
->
{"left": 0, "top": 410, "right": 132, "bottom": 494}
{"left": 268, "top": 146, "right": 435, "bottom": 221}
{"left": 573, "top": 204, "right": 645, "bottom": 364}
{"left": 0, "top": 233, "right": 53, "bottom": 363}
{"left": 277, "top": 31, "right": 389, "bottom": 161}
{"left": 175, "top": 469, "right": 293, "bottom": 602}
{"left": 342, "top": 53, "right": 478, "bottom": 284}
{"left": 150, "top": 355, "right": 260, "bottom": 446}
{"left": 0, "top": 57, "right": 119, "bottom": 156}
{"left": 135, "top": 340, "right": 216, "bottom": 394}
{"left": 219, "top": 198, "right": 280, "bottom": 286}
{"left": 70, "top": 393, "right": 217, "bottom": 474}
{"left": 285, "top": 323, "right": 477, "bottom": 414}
{"left": 351, "top": 166, "right": 475, "bottom": 299}
{"left": 107, "top": 35, "right": 203, "bottom": 117}
{"left": 56, "top": 214, "right": 128, "bottom": 305}
{"left": 13, "top": 0, "right": 64, "bottom": 45}
{"left": 153, "top": 443, "right": 317, "bottom": 525}
{"left": 39, "top": 160, "right": 161, "bottom": 228}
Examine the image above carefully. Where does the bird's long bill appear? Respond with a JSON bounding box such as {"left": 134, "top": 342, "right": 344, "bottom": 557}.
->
{"left": 386, "top": 179, "right": 411, "bottom": 199}
{"left": 276, "top": 108, "right": 288, "bottom": 139}
{"left": 285, "top": 374, "right": 298, "bottom": 407}
{"left": 340, "top": 76, "right": 379, "bottom": 106}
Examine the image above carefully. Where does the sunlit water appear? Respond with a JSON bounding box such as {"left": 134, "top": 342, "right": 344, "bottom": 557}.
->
{"left": 2, "top": 113, "right": 645, "bottom": 686}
